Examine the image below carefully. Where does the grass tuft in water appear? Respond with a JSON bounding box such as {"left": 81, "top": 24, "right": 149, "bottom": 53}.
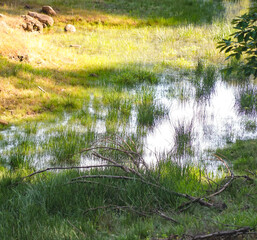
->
{"left": 194, "top": 63, "right": 217, "bottom": 101}
{"left": 136, "top": 88, "right": 167, "bottom": 127}
{"left": 236, "top": 86, "right": 257, "bottom": 115}
{"left": 173, "top": 121, "right": 194, "bottom": 157}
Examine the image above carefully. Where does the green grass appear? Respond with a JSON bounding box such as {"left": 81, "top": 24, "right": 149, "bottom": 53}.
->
{"left": 1, "top": 0, "right": 256, "bottom": 239}
{"left": 0, "top": 0, "right": 249, "bottom": 122}
{"left": 5, "top": 0, "right": 227, "bottom": 26}
{"left": 0, "top": 159, "right": 256, "bottom": 239}
{"left": 136, "top": 88, "right": 167, "bottom": 127}
{"left": 236, "top": 86, "right": 257, "bottom": 115}
{"left": 173, "top": 121, "right": 194, "bottom": 157}
{"left": 194, "top": 62, "right": 217, "bottom": 101}
{"left": 216, "top": 139, "right": 257, "bottom": 173}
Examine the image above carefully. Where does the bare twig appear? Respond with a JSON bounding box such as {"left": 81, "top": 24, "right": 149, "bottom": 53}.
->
{"left": 66, "top": 219, "right": 86, "bottom": 238}
{"left": 154, "top": 210, "right": 179, "bottom": 224}
{"left": 38, "top": 86, "right": 46, "bottom": 93}
{"left": 22, "top": 164, "right": 124, "bottom": 179}
{"left": 71, "top": 175, "right": 138, "bottom": 181}
{"left": 67, "top": 180, "right": 126, "bottom": 191}
{"left": 245, "top": 169, "right": 256, "bottom": 177}
{"left": 205, "top": 155, "right": 235, "bottom": 199}
{"left": 191, "top": 227, "right": 252, "bottom": 239}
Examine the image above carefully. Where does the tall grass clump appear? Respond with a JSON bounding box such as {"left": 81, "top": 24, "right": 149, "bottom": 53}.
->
{"left": 136, "top": 88, "right": 167, "bottom": 127}
{"left": 236, "top": 86, "right": 257, "bottom": 115}
{"left": 44, "top": 128, "right": 85, "bottom": 165}
{"left": 172, "top": 121, "right": 194, "bottom": 158}
{"left": 194, "top": 61, "right": 217, "bottom": 101}
{"left": 6, "top": 134, "right": 35, "bottom": 170}
{"left": 111, "top": 69, "right": 158, "bottom": 86}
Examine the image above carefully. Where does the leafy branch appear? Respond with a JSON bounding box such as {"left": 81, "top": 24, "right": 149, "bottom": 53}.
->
{"left": 217, "top": 9, "right": 257, "bottom": 77}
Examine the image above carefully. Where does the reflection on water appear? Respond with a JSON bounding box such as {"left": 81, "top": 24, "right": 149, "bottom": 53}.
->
{"left": 1, "top": 71, "right": 257, "bottom": 172}
{"left": 145, "top": 74, "right": 257, "bottom": 168}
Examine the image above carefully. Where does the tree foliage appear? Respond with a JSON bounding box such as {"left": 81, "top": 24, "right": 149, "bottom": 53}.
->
{"left": 218, "top": 9, "right": 257, "bottom": 78}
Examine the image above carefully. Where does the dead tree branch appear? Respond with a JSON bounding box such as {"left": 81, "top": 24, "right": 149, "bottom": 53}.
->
{"left": 22, "top": 164, "right": 125, "bottom": 179}
{"left": 191, "top": 227, "right": 252, "bottom": 239}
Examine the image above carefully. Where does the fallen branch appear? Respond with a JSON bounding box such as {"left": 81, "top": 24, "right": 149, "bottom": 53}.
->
{"left": 191, "top": 227, "right": 252, "bottom": 239}
{"left": 22, "top": 164, "right": 124, "bottom": 179}
{"left": 177, "top": 155, "right": 234, "bottom": 211}
{"left": 84, "top": 204, "right": 179, "bottom": 223}
{"left": 38, "top": 86, "right": 46, "bottom": 93}
{"left": 205, "top": 155, "right": 254, "bottom": 199}
{"left": 67, "top": 179, "right": 126, "bottom": 191}
{"left": 71, "top": 174, "right": 215, "bottom": 209}
{"left": 66, "top": 219, "right": 86, "bottom": 238}
{"left": 71, "top": 175, "right": 138, "bottom": 181}
{"left": 154, "top": 210, "right": 179, "bottom": 224}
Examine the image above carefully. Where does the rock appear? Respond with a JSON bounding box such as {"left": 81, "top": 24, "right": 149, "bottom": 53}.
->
{"left": 21, "top": 15, "right": 43, "bottom": 33}
{"left": 0, "top": 120, "right": 8, "bottom": 126}
{"left": 89, "top": 73, "right": 98, "bottom": 77}
{"left": 17, "top": 54, "right": 29, "bottom": 62}
{"left": 24, "top": 4, "right": 33, "bottom": 9}
{"left": 64, "top": 24, "right": 76, "bottom": 32}
{"left": 42, "top": 6, "right": 56, "bottom": 16}
{"left": 69, "top": 44, "right": 81, "bottom": 48}
{"left": 28, "top": 11, "right": 54, "bottom": 27}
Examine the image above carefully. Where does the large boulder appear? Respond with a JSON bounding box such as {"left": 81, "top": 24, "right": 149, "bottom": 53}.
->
{"left": 21, "top": 15, "right": 43, "bottom": 32}
{"left": 28, "top": 11, "right": 54, "bottom": 27}
{"left": 64, "top": 24, "right": 76, "bottom": 33}
{"left": 42, "top": 6, "right": 56, "bottom": 16}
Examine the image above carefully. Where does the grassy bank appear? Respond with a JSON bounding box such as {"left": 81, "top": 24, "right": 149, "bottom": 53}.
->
{"left": 1, "top": 0, "right": 257, "bottom": 239}
{"left": 0, "top": 0, "right": 250, "bottom": 122}
{"left": 0, "top": 153, "right": 256, "bottom": 239}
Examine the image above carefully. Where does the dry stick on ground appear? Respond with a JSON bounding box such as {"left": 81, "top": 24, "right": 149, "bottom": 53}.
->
{"left": 67, "top": 179, "right": 127, "bottom": 191}
{"left": 178, "top": 155, "right": 234, "bottom": 212}
{"left": 178, "top": 155, "right": 255, "bottom": 212}
{"left": 190, "top": 227, "right": 253, "bottom": 240}
{"left": 0, "top": 119, "right": 8, "bottom": 125}
{"left": 84, "top": 205, "right": 150, "bottom": 218}
{"left": 66, "top": 219, "right": 87, "bottom": 238}
{"left": 22, "top": 138, "right": 218, "bottom": 209}
{"left": 22, "top": 164, "right": 125, "bottom": 179}
{"left": 71, "top": 174, "right": 215, "bottom": 208}
{"left": 84, "top": 204, "right": 179, "bottom": 224}
{"left": 205, "top": 154, "right": 235, "bottom": 199}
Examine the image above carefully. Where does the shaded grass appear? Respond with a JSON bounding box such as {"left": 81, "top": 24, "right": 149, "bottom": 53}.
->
{"left": 0, "top": 160, "right": 256, "bottom": 239}
{"left": 0, "top": 57, "right": 159, "bottom": 123}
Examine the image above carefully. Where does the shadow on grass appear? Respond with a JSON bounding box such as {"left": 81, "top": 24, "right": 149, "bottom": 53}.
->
{"left": 0, "top": 56, "right": 160, "bottom": 121}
